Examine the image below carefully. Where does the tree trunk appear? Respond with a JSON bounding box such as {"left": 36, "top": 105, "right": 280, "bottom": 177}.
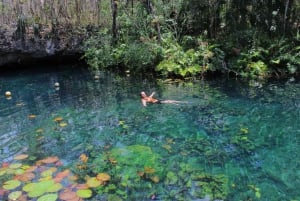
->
{"left": 111, "top": 0, "right": 118, "bottom": 45}
{"left": 145, "top": 0, "right": 161, "bottom": 43}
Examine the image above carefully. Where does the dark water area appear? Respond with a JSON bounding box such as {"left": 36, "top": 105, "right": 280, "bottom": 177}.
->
{"left": 0, "top": 65, "right": 300, "bottom": 201}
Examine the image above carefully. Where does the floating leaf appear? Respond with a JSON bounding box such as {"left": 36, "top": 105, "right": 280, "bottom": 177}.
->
{"left": 9, "top": 163, "right": 22, "bottom": 169}
{"left": 79, "top": 154, "right": 88, "bottom": 163}
{"left": 28, "top": 189, "right": 45, "bottom": 198}
{"left": 2, "top": 162, "right": 10, "bottom": 168}
{"left": 28, "top": 114, "right": 37, "bottom": 119}
{"left": 76, "top": 189, "right": 92, "bottom": 198}
{"left": 96, "top": 173, "right": 110, "bottom": 183}
{"left": 3, "top": 180, "right": 21, "bottom": 190}
{"left": 8, "top": 191, "right": 22, "bottom": 200}
{"left": 14, "top": 168, "right": 25, "bottom": 175}
{"left": 144, "top": 167, "right": 155, "bottom": 174}
{"left": 75, "top": 184, "right": 89, "bottom": 190}
{"left": 41, "top": 169, "right": 54, "bottom": 178}
{"left": 59, "top": 190, "right": 78, "bottom": 200}
{"left": 47, "top": 183, "right": 63, "bottom": 192}
{"left": 15, "top": 172, "right": 35, "bottom": 182}
{"left": 23, "top": 183, "right": 36, "bottom": 192}
{"left": 59, "top": 122, "right": 68, "bottom": 127}
{"left": 37, "top": 193, "right": 58, "bottom": 201}
{"left": 41, "top": 156, "right": 59, "bottom": 164}
{"left": 53, "top": 116, "right": 63, "bottom": 122}
{"left": 150, "top": 176, "right": 160, "bottom": 183}
{"left": 87, "top": 177, "right": 101, "bottom": 188}
{"left": 36, "top": 128, "right": 44, "bottom": 133}
{"left": 24, "top": 180, "right": 56, "bottom": 198}
{"left": 54, "top": 169, "right": 70, "bottom": 182}
{"left": 25, "top": 166, "right": 38, "bottom": 172}
{"left": 0, "top": 169, "right": 6, "bottom": 176}
{"left": 14, "top": 154, "right": 29, "bottom": 160}
{"left": 0, "top": 188, "right": 8, "bottom": 196}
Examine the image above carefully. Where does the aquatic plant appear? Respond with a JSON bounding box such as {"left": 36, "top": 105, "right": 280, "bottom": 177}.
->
{"left": 0, "top": 154, "right": 111, "bottom": 201}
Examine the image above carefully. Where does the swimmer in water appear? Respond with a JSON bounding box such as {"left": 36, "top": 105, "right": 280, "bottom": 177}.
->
{"left": 140, "top": 91, "right": 185, "bottom": 106}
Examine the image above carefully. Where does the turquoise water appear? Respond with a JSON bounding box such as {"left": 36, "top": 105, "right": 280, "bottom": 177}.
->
{"left": 0, "top": 65, "right": 300, "bottom": 200}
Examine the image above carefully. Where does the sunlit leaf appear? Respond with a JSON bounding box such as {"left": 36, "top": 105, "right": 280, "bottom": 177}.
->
{"left": 36, "top": 128, "right": 44, "bottom": 133}
{"left": 144, "top": 167, "right": 155, "bottom": 174}
{"left": 3, "top": 180, "right": 21, "bottom": 190}
{"left": 8, "top": 191, "right": 22, "bottom": 201}
{"left": 26, "top": 180, "right": 56, "bottom": 198}
{"left": 59, "top": 122, "right": 68, "bottom": 127}
{"left": 150, "top": 176, "right": 160, "bottom": 183}
{"left": 75, "top": 184, "right": 89, "bottom": 190}
{"left": 96, "top": 173, "right": 110, "bottom": 182}
{"left": 23, "top": 183, "right": 36, "bottom": 192}
{"left": 87, "top": 177, "right": 101, "bottom": 188}
{"left": 28, "top": 114, "right": 37, "bottom": 119}
{"left": 79, "top": 154, "right": 88, "bottom": 163}
{"left": 15, "top": 172, "right": 35, "bottom": 182}
{"left": 54, "top": 169, "right": 70, "bottom": 182}
{"left": 9, "top": 163, "right": 22, "bottom": 169}
{"left": 41, "top": 169, "right": 54, "bottom": 178}
{"left": 59, "top": 190, "right": 78, "bottom": 200}
{"left": 25, "top": 166, "right": 38, "bottom": 172}
{"left": 37, "top": 193, "right": 58, "bottom": 201}
{"left": 47, "top": 183, "right": 63, "bottom": 192}
{"left": 41, "top": 156, "right": 59, "bottom": 164}
{"left": 14, "top": 154, "right": 29, "bottom": 160}
{"left": 53, "top": 116, "right": 64, "bottom": 122}
{"left": 28, "top": 189, "right": 45, "bottom": 198}
{"left": 14, "top": 168, "right": 25, "bottom": 175}
{"left": 76, "top": 189, "right": 92, "bottom": 198}
{"left": 0, "top": 169, "right": 6, "bottom": 176}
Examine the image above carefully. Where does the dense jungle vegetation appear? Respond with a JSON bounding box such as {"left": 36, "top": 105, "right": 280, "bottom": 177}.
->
{"left": 1, "top": 0, "right": 300, "bottom": 79}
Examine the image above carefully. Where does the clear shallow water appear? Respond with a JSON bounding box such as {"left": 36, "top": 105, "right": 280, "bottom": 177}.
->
{"left": 0, "top": 65, "right": 300, "bottom": 200}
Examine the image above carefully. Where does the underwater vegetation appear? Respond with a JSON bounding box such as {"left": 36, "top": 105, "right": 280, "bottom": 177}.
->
{"left": 0, "top": 154, "right": 111, "bottom": 201}
{"left": 0, "top": 148, "right": 229, "bottom": 201}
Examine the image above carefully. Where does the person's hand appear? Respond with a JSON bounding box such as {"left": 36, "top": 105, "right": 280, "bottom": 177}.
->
{"left": 150, "top": 92, "right": 155, "bottom": 97}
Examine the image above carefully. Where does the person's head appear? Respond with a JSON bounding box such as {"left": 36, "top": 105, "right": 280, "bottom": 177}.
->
{"left": 140, "top": 91, "right": 147, "bottom": 98}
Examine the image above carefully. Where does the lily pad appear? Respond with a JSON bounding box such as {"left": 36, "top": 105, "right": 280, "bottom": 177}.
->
{"left": 76, "top": 189, "right": 92, "bottom": 198}
{"left": 41, "top": 169, "right": 54, "bottom": 178}
{"left": 15, "top": 172, "right": 35, "bottom": 182}
{"left": 59, "top": 122, "right": 68, "bottom": 127}
{"left": 0, "top": 169, "right": 6, "bottom": 176}
{"left": 96, "top": 173, "right": 110, "bottom": 182}
{"left": 3, "top": 180, "right": 21, "bottom": 190}
{"left": 40, "top": 156, "right": 59, "bottom": 164}
{"left": 47, "top": 183, "right": 63, "bottom": 192}
{"left": 8, "top": 191, "right": 22, "bottom": 200}
{"left": 59, "top": 190, "right": 78, "bottom": 200}
{"left": 37, "top": 193, "right": 58, "bottom": 201}
{"left": 9, "top": 163, "right": 22, "bottom": 169}
{"left": 87, "top": 177, "right": 101, "bottom": 188}
{"left": 14, "top": 168, "right": 25, "bottom": 175}
{"left": 23, "top": 180, "right": 57, "bottom": 198}
{"left": 53, "top": 116, "right": 63, "bottom": 122}
{"left": 14, "top": 154, "right": 29, "bottom": 160}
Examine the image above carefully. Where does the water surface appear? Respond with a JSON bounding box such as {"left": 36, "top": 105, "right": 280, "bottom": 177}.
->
{"left": 0, "top": 65, "right": 299, "bottom": 200}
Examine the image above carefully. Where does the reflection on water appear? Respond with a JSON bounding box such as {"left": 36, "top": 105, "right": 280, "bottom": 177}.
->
{"left": 0, "top": 65, "right": 300, "bottom": 200}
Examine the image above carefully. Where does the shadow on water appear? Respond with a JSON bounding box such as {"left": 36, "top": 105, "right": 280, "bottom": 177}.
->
{"left": 0, "top": 65, "right": 300, "bottom": 200}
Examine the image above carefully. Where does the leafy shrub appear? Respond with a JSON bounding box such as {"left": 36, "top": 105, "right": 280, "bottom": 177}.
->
{"left": 156, "top": 34, "right": 225, "bottom": 78}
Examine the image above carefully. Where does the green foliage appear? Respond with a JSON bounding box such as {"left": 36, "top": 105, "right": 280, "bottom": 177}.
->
{"left": 268, "top": 39, "right": 300, "bottom": 76}
{"left": 156, "top": 34, "right": 225, "bottom": 77}
{"left": 83, "top": 29, "right": 116, "bottom": 71}
{"left": 191, "top": 173, "right": 229, "bottom": 199}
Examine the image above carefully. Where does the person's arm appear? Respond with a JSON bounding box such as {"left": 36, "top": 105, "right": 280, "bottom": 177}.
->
{"left": 149, "top": 92, "right": 155, "bottom": 97}
{"left": 141, "top": 99, "right": 147, "bottom": 106}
